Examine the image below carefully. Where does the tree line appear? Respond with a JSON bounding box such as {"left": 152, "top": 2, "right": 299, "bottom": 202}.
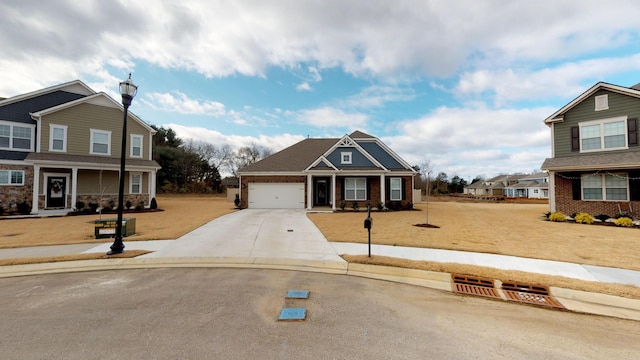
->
{"left": 152, "top": 125, "right": 271, "bottom": 193}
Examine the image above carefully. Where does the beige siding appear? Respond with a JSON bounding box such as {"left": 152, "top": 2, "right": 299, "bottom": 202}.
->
{"left": 554, "top": 90, "right": 640, "bottom": 157}
{"left": 77, "top": 170, "right": 119, "bottom": 194}
{"left": 40, "top": 103, "right": 151, "bottom": 159}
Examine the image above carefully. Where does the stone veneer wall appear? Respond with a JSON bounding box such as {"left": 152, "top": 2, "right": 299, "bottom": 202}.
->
{"left": 554, "top": 174, "right": 640, "bottom": 217}
{"left": 0, "top": 165, "right": 34, "bottom": 213}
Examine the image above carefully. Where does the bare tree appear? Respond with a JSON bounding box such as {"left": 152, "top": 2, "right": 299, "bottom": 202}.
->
{"left": 231, "top": 143, "right": 272, "bottom": 175}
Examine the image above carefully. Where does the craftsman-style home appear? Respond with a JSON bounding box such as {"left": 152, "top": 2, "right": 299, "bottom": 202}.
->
{"left": 237, "top": 131, "right": 418, "bottom": 210}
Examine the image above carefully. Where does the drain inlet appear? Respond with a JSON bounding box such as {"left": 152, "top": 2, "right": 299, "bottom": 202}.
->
{"left": 452, "top": 274, "right": 501, "bottom": 299}
{"left": 501, "top": 282, "right": 564, "bottom": 309}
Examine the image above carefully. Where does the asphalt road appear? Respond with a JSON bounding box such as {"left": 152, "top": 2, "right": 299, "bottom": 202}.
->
{"left": 1, "top": 268, "right": 638, "bottom": 359}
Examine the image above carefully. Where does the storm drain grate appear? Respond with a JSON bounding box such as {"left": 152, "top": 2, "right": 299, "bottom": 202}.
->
{"left": 278, "top": 308, "right": 306, "bottom": 321}
{"left": 452, "top": 274, "right": 501, "bottom": 299}
{"left": 501, "top": 282, "right": 564, "bottom": 309}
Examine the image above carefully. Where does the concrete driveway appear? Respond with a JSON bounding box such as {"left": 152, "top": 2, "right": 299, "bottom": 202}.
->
{"left": 140, "top": 209, "right": 346, "bottom": 264}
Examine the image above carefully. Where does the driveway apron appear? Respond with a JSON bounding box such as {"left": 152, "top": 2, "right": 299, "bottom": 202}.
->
{"left": 140, "top": 209, "right": 345, "bottom": 262}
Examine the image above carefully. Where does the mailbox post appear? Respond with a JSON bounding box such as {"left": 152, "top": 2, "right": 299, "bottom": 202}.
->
{"left": 364, "top": 201, "right": 373, "bottom": 257}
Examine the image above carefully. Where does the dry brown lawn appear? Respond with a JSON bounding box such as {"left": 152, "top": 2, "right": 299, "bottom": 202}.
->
{"left": 308, "top": 199, "right": 640, "bottom": 271}
{"left": 0, "top": 195, "right": 238, "bottom": 249}
{"left": 2, "top": 195, "right": 639, "bottom": 299}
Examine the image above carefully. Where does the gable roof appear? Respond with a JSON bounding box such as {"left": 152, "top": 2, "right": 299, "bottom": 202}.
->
{"left": 29, "top": 92, "right": 156, "bottom": 134}
{"left": 544, "top": 82, "right": 640, "bottom": 125}
{"left": 0, "top": 80, "right": 94, "bottom": 107}
{"left": 238, "top": 131, "right": 416, "bottom": 174}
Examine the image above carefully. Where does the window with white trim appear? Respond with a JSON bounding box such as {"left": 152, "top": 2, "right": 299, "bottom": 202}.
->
{"left": 0, "top": 170, "right": 24, "bottom": 185}
{"left": 582, "top": 173, "right": 628, "bottom": 201}
{"left": 390, "top": 178, "right": 402, "bottom": 201}
{"left": 0, "top": 121, "right": 34, "bottom": 151}
{"left": 131, "top": 134, "right": 143, "bottom": 158}
{"left": 130, "top": 173, "right": 142, "bottom": 194}
{"left": 341, "top": 152, "right": 352, "bottom": 164}
{"left": 50, "top": 124, "right": 67, "bottom": 152}
{"left": 345, "top": 178, "right": 366, "bottom": 200}
{"left": 595, "top": 94, "right": 609, "bottom": 111}
{"left": 90, "top": 129, "right": 111, "bottom": 155}
{"left": 580, "top": 117, "right": 627, "bottom": 152}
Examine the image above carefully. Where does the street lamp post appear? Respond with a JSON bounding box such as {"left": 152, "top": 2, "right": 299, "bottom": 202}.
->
{"left": 108, "top": 74, "right": 138, "bottom": 255}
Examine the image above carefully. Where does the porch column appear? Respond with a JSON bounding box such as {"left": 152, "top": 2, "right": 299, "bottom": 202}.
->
{"left": 71, "top": 167, "right": 78, "bottom": 209}
{"left": 307, "top": 174, "right": 313, "bottom": 210}
{"left": 149, "top": 170, "right": 157, "bottom": 201}
{"left": 331, "top": 174, "right": 336, "bottom": 211}
{"left": 380, "top": 174, "right": 386, "bottom": 207}
{"left": 31, "top": 164, "right": 40, "bottom": 214}
{"left": 548, "top": 171, "right": 556, "bottom": 212}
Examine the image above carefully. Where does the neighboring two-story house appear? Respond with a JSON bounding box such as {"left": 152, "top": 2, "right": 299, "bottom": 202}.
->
{"left": 541, "top": 82, "right": 640, "bottom": 217}
{"left": 0, "top": 80, "right": 160, "bottom": 214}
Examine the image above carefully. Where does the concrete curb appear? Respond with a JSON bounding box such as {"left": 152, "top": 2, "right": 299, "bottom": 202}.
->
{"left": 0, "top": 258, "right": 637, "bottom": 322}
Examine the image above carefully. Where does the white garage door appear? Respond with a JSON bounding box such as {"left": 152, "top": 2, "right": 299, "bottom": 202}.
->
{"left": 248, "top": 183, "right": 305, "bottom": 209}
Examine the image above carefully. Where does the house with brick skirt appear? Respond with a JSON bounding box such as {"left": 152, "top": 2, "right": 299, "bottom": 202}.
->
{"left": 237, "top": 131, "right": 418, "bottom": 210}
{"left": 541, "top": 81, "right": 640, "bottom": 217}
{"left": 0, "top": 80, "right": 160, "bottom": 214}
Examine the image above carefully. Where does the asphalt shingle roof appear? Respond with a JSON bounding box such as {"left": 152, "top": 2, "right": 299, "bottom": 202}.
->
{"left": 541, "top": 152, "right": 640, "bottom": 171}
{"left": 239, "top": 138, "right": 337, "bottom": 172}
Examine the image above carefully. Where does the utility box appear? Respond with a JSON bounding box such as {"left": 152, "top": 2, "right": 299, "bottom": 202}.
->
{"left": 94, "top": 218, "right": 136, "bottom": 239}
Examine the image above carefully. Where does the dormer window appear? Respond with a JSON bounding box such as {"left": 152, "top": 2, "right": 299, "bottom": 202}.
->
{"left": 595, "top": 94, "right": 608, "bottom": 111}
{"left": 341, "top": 152, "right": 352, "bottom": 164}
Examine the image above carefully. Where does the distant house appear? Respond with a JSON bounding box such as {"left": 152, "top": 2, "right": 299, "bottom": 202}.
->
{"left": 237, "top": 131, "right": 418, "bottom": 210}
{"left": 503, "top": 172, "right": 549, "bottom": 199}
{"left": 541, "top": 82, "right": 640, "bottom": 217}
{"left": 463, "top": 174, "right": 523, "bottom": 196}
{"left": 0, "top": 80, "right": 160, "bottom": 214}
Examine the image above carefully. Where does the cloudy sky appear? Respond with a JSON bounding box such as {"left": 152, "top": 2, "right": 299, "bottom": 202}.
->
{"left": 2, "top": 0, "right": 640, "bottom": 180}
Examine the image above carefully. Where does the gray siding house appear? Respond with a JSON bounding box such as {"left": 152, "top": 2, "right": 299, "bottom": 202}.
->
{"left": 0, "top": 80, "right": 160, "bottom": 214}
{"left": 541, "top": 82, "right": 640, "bottom": 217}
{"left": 237, "top": 131, "right": 417, "bottom": 210}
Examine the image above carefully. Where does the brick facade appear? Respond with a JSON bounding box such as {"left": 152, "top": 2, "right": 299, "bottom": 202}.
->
{"left": 0, "top": 165, "right": 34, "bottom": 213}
{"left": 554, "top": 174, "right": 640, "bottom": 217}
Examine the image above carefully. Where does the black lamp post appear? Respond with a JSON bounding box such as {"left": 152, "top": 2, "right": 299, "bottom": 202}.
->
{"left": 108, "top": 74, "right": 138, "bottom": 255}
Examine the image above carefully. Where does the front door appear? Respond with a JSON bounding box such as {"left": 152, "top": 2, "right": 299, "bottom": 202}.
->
{"left": 46, "top": 177, "right": 66, "bottom": 208}
{"left": 315, "top": 179, "right": 328, "bottom": 206}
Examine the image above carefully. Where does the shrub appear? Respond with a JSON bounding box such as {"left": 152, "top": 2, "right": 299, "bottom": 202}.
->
{"left": 570, "top": 212, "right": 578, "bottom": 219}
{"left": 88, "top": 202, "right": 99, "bottom": 213}
{"left": 614, "top": 217, "right": 634, "bottom": 227}
{"left": 150, "top": 197, "right": 158, "bottom": 210}
{"left": 595, "top": 214, "right": 610, "bottom": 222}
{"left": 135, "top": 201, "right": 144, "bottom": 211}
{"left": 16, "top": 200, "right": 31, "bottom": 215}
{"left": 377, "top": 201, "right": 384, "bottom": 211}
{"left": 339, "top": 201, "right": 346, "bottom": 211}
{"left": 544, "top": 211, "right": 551, "bottom": 219}
{"left": 574, "top": 212, "right": 594, "bottom": 224}
{"left": 548, "top": 212, "right": 566, "bottom": 222}
{"left": 75, "top": 201, "right": 85, "bottom": 211}
{"left": 0, "top": 205, "right": 4, "bottom": 215}
{"left": 125, "top": 200, "right": 132, "bottom": 209}
{"left": 351, "top": 201, "right": 359, "bottom": 211}
{"left": 108, "top": 200, "right": 116, "bottom": 209}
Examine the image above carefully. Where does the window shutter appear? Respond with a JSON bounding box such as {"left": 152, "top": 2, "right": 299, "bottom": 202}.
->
{"left": 385, "top": 178, "right": 390, "bottom": 202}
{"left": 572, "top": 177, "right": 581, "bottom": 200}
{"left": 570, "top": 126, "right": 580, "bottom": 152}
{"left": 366, "top": 178, "right": 371, "bottom": 201}
{"left": 630, "top": 172, "right": 640, "bottom": 201}
{"left": 341, "top": 178, "right": 345, "bottom": 201}
{"left": 402, "top": 178, "right": 407, "bottom": 200}
{"left": 628, "top": 118, "right": 638, "bottom": 147}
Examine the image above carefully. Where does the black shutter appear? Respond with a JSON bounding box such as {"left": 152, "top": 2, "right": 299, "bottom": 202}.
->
{"left": 366, "top": 178, "right": 371, "bottom": 201}
{"left": 402, "top": 178, "right": 407, "bottom": 200}
{"left": 630, "top": 172, "right": 640, "bottom": 201}
{"left": 385, "top": 177, "right": 390, "bottom": 203}
{"left": 571, "top": 126, "right": 580, "bottom": 152}
{"left": 572, "top": 177, "right": 581, "bottom": 200}
{"left": 628, "top": 118, "right": 638, "bottom": 147}
{"left": 341, "top": 177, "right": 345, "bottom": 201}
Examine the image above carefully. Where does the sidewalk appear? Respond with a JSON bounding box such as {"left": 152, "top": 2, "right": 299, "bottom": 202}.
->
{"left": 0, "top": 209, "right": 638, "bottom": 321}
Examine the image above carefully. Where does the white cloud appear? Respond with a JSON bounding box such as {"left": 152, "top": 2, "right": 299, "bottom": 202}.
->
{"left": 296, "top": 82, "right": 312, "bottom": 91}
{"left": 455, "top": 54, "right": 640, "bottom": 105}
{"left": 297, "top": 106, "right": 368, "bottom": 129}
{"left": 345, "top": 85, "right": 416, "bottom": 108}
{"left": 143, "top": 91, "right": 225, "bottom": 116}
